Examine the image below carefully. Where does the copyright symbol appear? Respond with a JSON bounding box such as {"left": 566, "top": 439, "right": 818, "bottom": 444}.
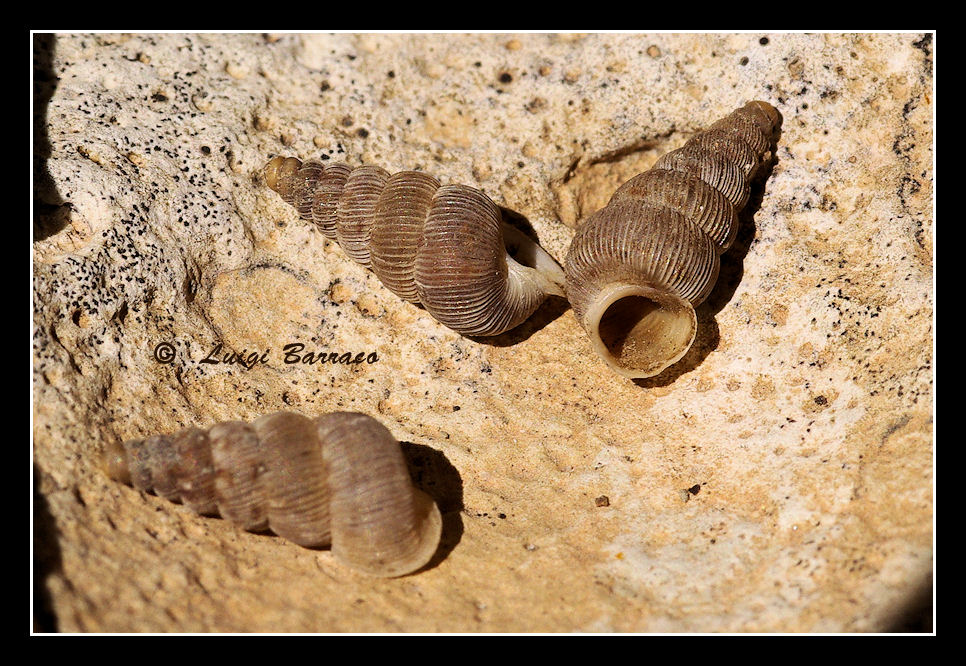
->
{"left": 153, "top": 342, "right": 176, "bottom": 364}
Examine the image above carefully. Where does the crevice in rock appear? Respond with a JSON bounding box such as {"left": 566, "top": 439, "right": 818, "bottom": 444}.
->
{"left": 551, "top": 131, "right": 679, "bottom": 229}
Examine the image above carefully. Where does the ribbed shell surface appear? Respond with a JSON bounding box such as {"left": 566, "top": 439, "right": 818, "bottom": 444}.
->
{"left": 566, "top": 200, "right": 720, "bottom": 326}
{"left": 266, "top": 158, "right": 563, "bottom": 336}
{"left": 310, "top": 162, "right": 353, "bottom": 240}
{"left": 335, "top": 166, "right": 390, "bottom": 268}
{"left": 414, "top": 185, "right": 530, "bottom": 336}
{"left": 123, "top": 428, "right": 218, "bottom": 515}
{"left": 609, "top": 170, "right": 738, "bottom": 251}
{"left": 252, "top": 413, "right": 331, "bottom": 547}
{"left": 566, "top": 101, "right": 781, "bottom": 316}
{"left": 208, "top": 421, "right": 268, "bottom": 531}
{"left": 564, "top": 101, "right": 781, "bottom": 378}
{"left": 106, "top": 411, "right": 442, "bottom": 577}
{"left": 370, "top": 171, "right": 441, "bottom": 302}
{"left": 318, "top": 412, "right": 441, "bottom": 578}
{"left": 291, "top": 160, "right": 325, "bottom": 220}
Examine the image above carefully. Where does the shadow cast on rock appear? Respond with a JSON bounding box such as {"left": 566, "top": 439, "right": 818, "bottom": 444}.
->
{"left": 885, "top": 570, "right": 933, "bottom": 633}
{"left": 633, "top": 147, "right": 783, "bottom": 387}
{"left": 704, "top": 153, "right": 781, "bottom": 318}
{"left": 400, "top": 440, "right": 464, "bottom": 574}
{"left": 471, "top": 295, "right": 571, "bottom": 348}
{"left": 469, "top": 205, "right": 572, "bottom": 347}
{"left": 110, "top": 436, "right": 465, "bottom": 579}
{"left": 34, "top": 33, "right": 69, "bottom": 242}
{"left": 633, "top": 312, "right": 720, "bottom": 388}
{"left": 250, "top": 440, "right": 464, "bottom": 576}
{"left": 33, "top": 463, "right": 62, "bottom": 632}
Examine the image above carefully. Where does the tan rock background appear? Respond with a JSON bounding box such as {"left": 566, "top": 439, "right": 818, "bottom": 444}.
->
{"left": 32, "top": 32, "right": 933, "bottom": 633}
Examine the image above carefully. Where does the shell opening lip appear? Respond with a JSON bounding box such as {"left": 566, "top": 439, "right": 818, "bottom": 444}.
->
{"left": 344, "top": 487, "right": 443, "bottom": 578}
{"left": 585, "top": 282, "right": 697, "bottom": 379}
{"left": 399, "top": 487, "right": 444, "bottom": 576}
{"left": 500, "top": 221, "right": 566, "bottom": 298}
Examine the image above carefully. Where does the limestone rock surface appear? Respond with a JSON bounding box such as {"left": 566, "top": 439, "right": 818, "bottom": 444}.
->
{"left": 33, "top": 32, "right": 933, "bottom": 633}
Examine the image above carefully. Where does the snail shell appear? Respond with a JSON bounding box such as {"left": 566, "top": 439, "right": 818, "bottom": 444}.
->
{"left": 565, "top": 101, "right": 782, "bottom": 379}
{"left": 264, "top": 158, "right": 566, "bottom": 336}
{"left": 104, "top": 411, "right": 443, "bottom": 578}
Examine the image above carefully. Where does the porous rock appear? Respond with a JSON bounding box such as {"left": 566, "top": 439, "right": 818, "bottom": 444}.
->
{"left": 33, "top": 32, "right": 933, "bottom": 633}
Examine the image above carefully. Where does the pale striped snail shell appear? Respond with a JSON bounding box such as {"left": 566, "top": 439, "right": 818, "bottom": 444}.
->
{"left": 264, "top": 157, "right": 566, "bottom": 336}
{"left": 565, "top": 101, "right": 782, "bottom": 379}
{"left": 104, "top": 411, "right": 443, "bottom": 578}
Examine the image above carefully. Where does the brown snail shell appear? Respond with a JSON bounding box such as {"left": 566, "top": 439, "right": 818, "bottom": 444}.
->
{"left": 265, "top": 158, "right": 566, "bottom": 336}
{"left": 104, "top": 411, "right": 443, "bottom": 578}
{"left": 565, "top": 101, "right": 782, "bottom": 379}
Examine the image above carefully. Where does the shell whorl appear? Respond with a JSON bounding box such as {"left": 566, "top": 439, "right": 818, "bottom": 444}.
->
{"left": 265, "top": 157, "right": 566, "bottom": 337}
{"left": 104, "top": 411, "right": 443, "bottom": 578}
{"left": 565, "top": 101, "right": 782, "bottom": 379}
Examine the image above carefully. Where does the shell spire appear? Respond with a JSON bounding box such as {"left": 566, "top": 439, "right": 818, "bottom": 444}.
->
{"left": 104, "top": 411, "right": 443, "bottom": 578}
{"left": 264, "top": 158, "right": 566, "bottom": 337}
{"left": 565, "top": 101, "right": 782, "bottom": 379}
